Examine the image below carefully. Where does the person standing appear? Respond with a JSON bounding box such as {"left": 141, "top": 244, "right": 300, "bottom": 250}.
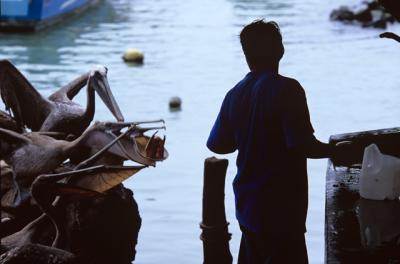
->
{"left": 207, "top": 20, "right": 338, "bottom": 264}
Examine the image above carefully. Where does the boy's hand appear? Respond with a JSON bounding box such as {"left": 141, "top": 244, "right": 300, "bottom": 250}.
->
{"left": 331, "top": 141, "right": 359, "bottom": 166}
{"left": 380, "top": 32, "right": 400, "bottom": 42}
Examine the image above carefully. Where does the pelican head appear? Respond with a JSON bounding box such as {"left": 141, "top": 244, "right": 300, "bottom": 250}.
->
{"left": 77, "top": 120, "right": 167, "bottom": 168}
{"left": 89, "top": 65, "right": 125, "bottom": 122}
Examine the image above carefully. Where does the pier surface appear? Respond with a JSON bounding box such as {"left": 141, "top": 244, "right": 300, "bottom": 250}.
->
{"left": 325, "top": 128, "right": 400, "bottom": 263}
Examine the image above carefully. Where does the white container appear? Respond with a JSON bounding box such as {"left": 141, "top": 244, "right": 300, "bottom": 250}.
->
{"left": 359, "top": 144, "right": 400, "bottom": 200}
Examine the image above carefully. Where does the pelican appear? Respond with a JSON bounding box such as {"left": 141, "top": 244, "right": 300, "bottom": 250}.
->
{"left": 0, "top": 121, "right": 163, "bottom": 263}
{"left": 0, "top": 59, "right": 124, "bottom": 136}
{"left": 0, "top": 120, "right": 167, "bottom": 207}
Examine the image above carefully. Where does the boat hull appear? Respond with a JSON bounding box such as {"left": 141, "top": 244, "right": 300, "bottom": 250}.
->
{"left": 0, "top": 0, "right": 100, "bottom": 32}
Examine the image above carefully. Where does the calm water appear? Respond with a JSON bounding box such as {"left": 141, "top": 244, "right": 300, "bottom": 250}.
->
{"left": 1, "top": 0, "right": 400, "bottom": 263}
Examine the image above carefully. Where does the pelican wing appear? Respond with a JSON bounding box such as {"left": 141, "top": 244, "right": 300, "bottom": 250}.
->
{"left": 0, "top": 60, "right": 50, "bottom": 131}
{"left": 0, "top": 128, "right": 31, "bottom": 145}
{"left": 79, "top": 129, "right": 154, "bottom": 166}
{"left": 37, "top": 131, "right": 70, "bottom": 140}
{"left": 48, "top": 72, "right": 90, "bottom": 101}
{"left": 67, "top": 165, "right": 145, "bottom": 193}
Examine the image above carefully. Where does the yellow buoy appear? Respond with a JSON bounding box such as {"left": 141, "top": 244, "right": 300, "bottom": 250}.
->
{"left": 123, "top": 48, "right": 144, "bottom": 63}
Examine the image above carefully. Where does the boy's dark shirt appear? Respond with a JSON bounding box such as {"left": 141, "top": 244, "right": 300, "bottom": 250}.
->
{"left": 207, "top": 70, "right": 314, "bottom": 234}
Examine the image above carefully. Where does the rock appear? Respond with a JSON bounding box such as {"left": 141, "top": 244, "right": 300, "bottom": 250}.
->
{"left": 330, "top": 1, "right": 398, "bottom": 28}
{"left": 0, "top": 244, "right": 76, "bottom": 264}
{"left": 353, "top": 9, "right": 373, "bottom": 22}
{"left": 0, "top": 185, "right": 141, "bottom": 264}
{"left": 64, "top": 185, "right": 142, "bottom": 263}
{"left": 379, "top": 0, "right": 400, "bottom": 21}
{"left": 330, "top": 7, "right": 354, "bottom": 21}
{"left": 363, "top": 19, "right": 388, "bottom": 28}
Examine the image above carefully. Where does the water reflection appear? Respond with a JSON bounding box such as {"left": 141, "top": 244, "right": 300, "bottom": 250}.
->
{"left": 228, "top": 0, "right": 295, "bottom": 23}
{"left": 229, "top": 0, "right": 293, "bottom": 12}
{"left": 357, "top": 198, "right": 400, "bottom": 249}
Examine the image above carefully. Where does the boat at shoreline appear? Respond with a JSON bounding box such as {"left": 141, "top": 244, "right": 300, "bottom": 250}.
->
{"left": 0, "top": 0, "right": 100, "bottom": 32}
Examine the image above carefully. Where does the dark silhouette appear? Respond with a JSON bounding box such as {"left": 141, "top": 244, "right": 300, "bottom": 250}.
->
{"left": 200, "top": 157, "right": 232, "bottom": 264}
{"left": 207, "top": 20, "right": 347, "bottom": 264}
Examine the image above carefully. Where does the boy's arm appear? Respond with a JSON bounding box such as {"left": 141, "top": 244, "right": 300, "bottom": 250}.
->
{"left": 207, "top": 94, "right": 236, "bottom": 154}
{"left": 303, "top": 136, "right": 333, "bottom": 159}
{"left": 281, "top": 80, "right": 333, "bottom": 159}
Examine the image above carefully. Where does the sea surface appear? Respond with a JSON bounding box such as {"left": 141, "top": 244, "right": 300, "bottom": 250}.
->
{"left": 1, "top": 0, "right": 400, "bottom": 263}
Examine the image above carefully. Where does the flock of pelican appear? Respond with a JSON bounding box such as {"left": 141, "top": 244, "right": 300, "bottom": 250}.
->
{"left": 0, "top": 59, "right": 168, "bottom": 264}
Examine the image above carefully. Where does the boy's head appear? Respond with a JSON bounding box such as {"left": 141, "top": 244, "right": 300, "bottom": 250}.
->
{"left": 240, "top": 19, "right": 284, "bottom": 71}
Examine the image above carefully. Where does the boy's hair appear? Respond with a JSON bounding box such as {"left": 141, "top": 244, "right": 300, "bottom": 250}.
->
{"left": 240, "top": 19, "right": 284, "bottom": 69}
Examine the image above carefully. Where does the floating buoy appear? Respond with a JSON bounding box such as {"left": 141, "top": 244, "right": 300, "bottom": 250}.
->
{"left": 169, "top": 96, "right": 182, "bottom": 111}
{"left": 122, "top": 48, "right": 144, "bottom": 63}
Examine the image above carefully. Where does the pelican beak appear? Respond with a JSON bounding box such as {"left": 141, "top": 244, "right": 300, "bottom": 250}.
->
{"left": 79, "top": 121, "right": 167, "bottom": 168}
{"left": 129, "top": 127, "right": 168, "bottom": 166}
{"left": 107, "top": 124, "right": 168, "bottom": 166}
{"left": 92, "top": 68, "right": 125, "bottom": 122}
{"left": 144, "top": 132, "right": 167, "bottom": 160}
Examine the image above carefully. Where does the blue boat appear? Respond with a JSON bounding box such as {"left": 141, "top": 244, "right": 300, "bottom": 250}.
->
{"left": 0, "top": 0, "right": 100, "bottom": 32}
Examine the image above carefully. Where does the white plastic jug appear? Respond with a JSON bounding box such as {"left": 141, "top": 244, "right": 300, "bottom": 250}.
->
{"left": 359, "top": 144, "right": 400, "bottom": 200}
